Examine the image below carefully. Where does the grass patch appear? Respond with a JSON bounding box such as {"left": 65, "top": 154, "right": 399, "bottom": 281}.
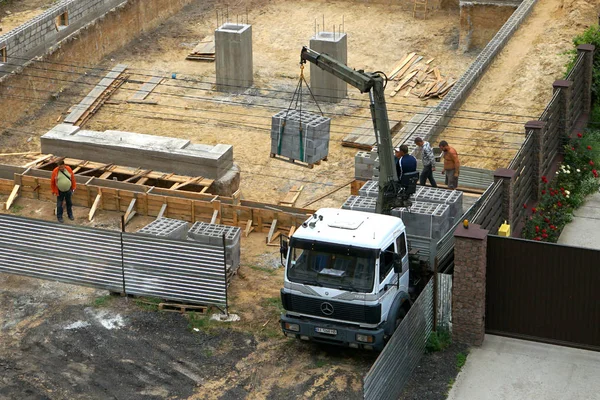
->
{"left": 187, "top": 311, "right": 219, "bottom": 334}
{"left": 315, "top": 359, "right": 327, "bottom": 368}
{"left": 258, "top": 297, "right": 285, "bottom": 339}
{"left": 425, "top": 328, "right": 452, "bottom": 353}
{"left": 456, "top": 352, "right": 467, "bottom": 369}
{"left": 446, "top": 378, "right": 455, "bottom": 395}
{"left": 133, "top": 296, "right": 162, "bottom": 311}
{"left": 248, "top": 265, "right": 277, "bottom": 275}
{"left": 9, "top": 204, "right": 23, "bottom": 214}
{"left": 92, "top": 294, "right": 114, "bottom": 308}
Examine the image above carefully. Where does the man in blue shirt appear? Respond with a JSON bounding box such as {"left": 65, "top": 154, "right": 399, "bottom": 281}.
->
{"left": 394, "top": 144, "right": 417, "bottom": 182}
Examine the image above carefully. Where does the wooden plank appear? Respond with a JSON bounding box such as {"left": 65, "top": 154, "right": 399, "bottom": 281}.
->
{"left": 157, "top": 203, "right": 168, "bottom": 219}
{"left": 267, "top": 231, "right": 281, "bottom": 245}
{"left": 391, "top": 71, "right": 419, "bottom": 97}
{"left": 267, "top": 219, "right": 278, "bottom": 243}
{"left": 89, "top": 191, "right": 102, "bottom": 221}
{"left": 210, "top": 210, "right": 219, "bottom": 224}
{"left": 388, "top": 52, "right": 416, "bottom": 80}
{"left": 244, "top": 220, "right": 253, "bottom": 237}
{"left": 433, "top": 67, "right": 441, "bottom": 81}
{"left": 64, "top": 64, "right": 128, "bottom": 124}
{"left": 77, "top": 163, "right": 113, "bottom": 176}
{"left": 130, "top": 76, "right": 163, "bottom": 101}
{"left": 124, "top": 198, "right": 137, "bottom": 225}
{"left": 5, "top": 184, "right": 20, "bottom": 210}
{"left": 99, "top": 171, "right": 112, "bottom": 180}
{"left": 23, "top": 154, "right": 53, "bottom": 168}
{"left": 212, "top": 200, "right": 221, "bottom": 224}
{"left": 289, "top": 226, "right": 296, "bottom": 237}
{"left": 0, "top": 151, "right": 39, "bottom": 157}
{"left": 425, "top": 58, "right": 434, "bottom": 64}
{"left": 278, "top": 185, "right": 304, "bottom": 207}
{"left": 392, "top": 54, "right": 419, "bottom": 82}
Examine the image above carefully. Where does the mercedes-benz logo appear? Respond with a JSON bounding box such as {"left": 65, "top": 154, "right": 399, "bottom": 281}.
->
{"left": 320, "top": 302, "right": 334, "bottom": 316}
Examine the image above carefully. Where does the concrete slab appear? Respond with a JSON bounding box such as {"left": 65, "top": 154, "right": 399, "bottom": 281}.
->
{"left": 558, "top": 191, "right": 600, "bottom": 250}
{"left": 447, "top": 334, "right": 600, "bottom": 400}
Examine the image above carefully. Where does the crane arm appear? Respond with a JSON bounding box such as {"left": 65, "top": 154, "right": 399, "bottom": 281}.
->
{"left": 300, "top": 46, "right": 401, "bottom": 214}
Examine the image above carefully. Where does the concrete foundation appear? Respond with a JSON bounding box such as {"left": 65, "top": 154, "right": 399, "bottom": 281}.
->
{"left": 41, "top": 124, "right": 240, "bottom": 196}
{"left": 215, "top": 23, "right": 253, "bottom": 92}
{"left": 270, "top": 109, "right": 330, "bottom": 164}
{"left": 309, "top": 32, "right": 347, "bottom": 103}
{"left": 187, "top": 222, "right": 241, "bottom": 273}
{"left": 459, "top": 1, "right": 519, "bottom": 52}
{"left": 137, "top": 218, "right": 189, "bottom": 240}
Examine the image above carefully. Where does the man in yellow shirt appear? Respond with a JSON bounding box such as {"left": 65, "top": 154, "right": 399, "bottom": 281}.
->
{"left": 50, "top": 160, "right": 76, "bottom": 223}
{"left": 439, "top": 140, "right": 460, "bottom": 190}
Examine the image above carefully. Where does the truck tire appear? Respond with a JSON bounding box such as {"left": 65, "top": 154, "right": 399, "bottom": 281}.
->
{"left": 384, "top": 294, "right": 410, "bottom": 338}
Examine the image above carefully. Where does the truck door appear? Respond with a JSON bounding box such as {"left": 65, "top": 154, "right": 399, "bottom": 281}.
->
{"left": 378, "top": 242, "right": 397, "bottom": 321}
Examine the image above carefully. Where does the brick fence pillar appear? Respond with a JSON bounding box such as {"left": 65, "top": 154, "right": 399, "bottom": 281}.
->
{"left": 525, "top": 120, "right": 546, "bottom": 199}
{"left": 452, "top": 223, "right": 488, "bottom": 346}
{"left": 577, "top": 44, "right": 596, "bottom": 114}
{"left": 493, "top": 168, "right": 516, "bottom": 229}
{"left": 553, "top": 80, "right": 574, "bottom": 137}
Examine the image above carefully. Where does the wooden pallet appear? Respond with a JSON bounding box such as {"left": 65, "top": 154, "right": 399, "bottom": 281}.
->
{"left": 158, "top": 302, "right": 208, "bottom": 314}
{"left": 270, "top": 153, "right": 326, "bottom": 169}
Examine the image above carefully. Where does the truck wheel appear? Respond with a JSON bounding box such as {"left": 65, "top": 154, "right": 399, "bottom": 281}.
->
{"left": 393, "top": 307, "right": 407, "bottom": 331}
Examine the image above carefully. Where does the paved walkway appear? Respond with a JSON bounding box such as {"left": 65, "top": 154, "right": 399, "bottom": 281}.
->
{"left": 558, "top": 191, "right": 600, "bottom": 250}
{"left": 447, "top": 335, "right": 600, "bottom": 400}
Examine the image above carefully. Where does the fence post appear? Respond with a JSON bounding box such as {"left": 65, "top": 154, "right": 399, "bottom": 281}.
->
{"left": 553, "top": 80, "right": 573, "bottom": 136}
{"left": 493, "top": 168, "right": 516, "bottom": 229}
{"left": 452, "top": 223, "right": 488, "bottom": 346}
{"left": 525, "top": 120, "right": 546, "bottom": 199}
{"left": 577, "top": 44, "right": 595, "bottom": 115}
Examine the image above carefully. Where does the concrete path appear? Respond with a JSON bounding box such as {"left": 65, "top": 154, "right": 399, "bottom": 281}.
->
{"left": 447, "top": 335, "right": 600, "bottom": 400}
{"left": 558, "top": 191, "right": 600, "bottom": 250}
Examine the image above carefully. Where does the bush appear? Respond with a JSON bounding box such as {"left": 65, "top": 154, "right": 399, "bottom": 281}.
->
{"left": 426, "top": 328, "right": 452, "bottom": 353}
{"left": 522, "top": 129, "right": 600, "bottom": 242}
{"left": 566, "top": 25, "right": 600, "bottom": 107}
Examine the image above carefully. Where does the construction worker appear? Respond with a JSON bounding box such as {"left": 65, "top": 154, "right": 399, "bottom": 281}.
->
{"left": 51, "top": 160, "right": 76, "bottom": 223}
{"left": 414, "top": 137, "right": 437, "bottom": 187}
{"left": 394, "top": 144, "right": 417, "bottom": 182}
{"left": 439, "top": 140, "right": 460, "bottom": 190}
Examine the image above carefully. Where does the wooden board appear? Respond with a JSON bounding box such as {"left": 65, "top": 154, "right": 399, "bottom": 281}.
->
{"left": 388, "top": 52, "right": 416, "bottom": 80}
{"left": 278, "top": 185, "right": 304, "bottom": 207}
{"left": 129, "top": 76, "right": 163, "bottom": 102}
{"left": 186, "top": 36, "right": 215, "bottom": 62}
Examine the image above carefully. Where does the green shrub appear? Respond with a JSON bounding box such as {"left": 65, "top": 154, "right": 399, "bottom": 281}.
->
{"left": 425, "top": 328, "right": 452, "bottom": 353}
{"left": 566, "top": 25, "right": 600, "bottom": 104}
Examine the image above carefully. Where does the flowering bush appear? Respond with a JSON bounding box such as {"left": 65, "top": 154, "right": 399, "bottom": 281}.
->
{"left": 522, "top": 130, "right": 600, "bottom": 242}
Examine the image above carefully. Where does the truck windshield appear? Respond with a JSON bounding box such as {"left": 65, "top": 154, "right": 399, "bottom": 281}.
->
{"left": 286, "top": 239, "right": 377, "bottom": 293}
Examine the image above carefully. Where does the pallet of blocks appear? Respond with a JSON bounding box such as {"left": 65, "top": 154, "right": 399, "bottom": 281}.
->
{"left": 187, "top": 222, "right": 241, "bottom": 280}
{"left": 270, "top": 109, "right": 331, "bottom": 168}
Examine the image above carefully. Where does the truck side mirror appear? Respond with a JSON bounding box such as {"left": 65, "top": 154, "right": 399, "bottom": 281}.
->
{"left": 280, "top": 237, "right": 289, "bottom": 267}
{"left": 393, "top": 253, "right": 402, "bottom": 273}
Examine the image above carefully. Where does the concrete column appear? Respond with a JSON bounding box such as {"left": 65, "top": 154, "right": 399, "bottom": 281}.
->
{"left": 553, "top": 80, "right": 573, "bottom": 137}
{"left": 525, "top": 120, "right": 546, "bottom": 200}
{"left": 309, "top": 32, "right": 347, "bottom": 103}
{"left": 215, "top": 23, "right": 253, "bottom": 92}
{"left": 576, "top": 44, "right": 595, "bottom": 115}
{"left": 452, "top": 223, "right": 488, "bottom": 346}
{"left": 493, "top": 168, "right": 516, "bottom": 229}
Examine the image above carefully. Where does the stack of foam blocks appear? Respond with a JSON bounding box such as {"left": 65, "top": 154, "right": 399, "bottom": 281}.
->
{"left": 270, "top": 109, "right": 331, "bottom": 164}
{"left": 136, "top": 218, "right": 189, "bottom": 240}
{"left": 187, "top": 222, "right": 241, "bottom": 277}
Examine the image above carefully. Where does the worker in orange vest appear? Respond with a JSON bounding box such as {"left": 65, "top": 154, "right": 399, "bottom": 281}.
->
{"left": 50, "top": 160, "right": 77, "bottom": 223}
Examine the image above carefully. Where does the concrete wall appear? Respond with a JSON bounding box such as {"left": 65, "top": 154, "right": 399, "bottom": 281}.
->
{"left": 459, "top": 2, "right": 519, "bottom": 52}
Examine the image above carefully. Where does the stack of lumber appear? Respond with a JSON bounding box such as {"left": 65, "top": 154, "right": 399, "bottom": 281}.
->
{"left": 186, "top": 36, "right": 215, "bottom": 61}
{"left": 386, "top": 53, "right": 455, "bottom": 99}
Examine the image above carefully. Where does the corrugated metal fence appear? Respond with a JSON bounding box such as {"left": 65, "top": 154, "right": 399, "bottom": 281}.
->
{"left": 0, "top": 214, "right": 227, "bottom": 309}
{"left": 363, "top": 274, "right": 453, "bottom": 400}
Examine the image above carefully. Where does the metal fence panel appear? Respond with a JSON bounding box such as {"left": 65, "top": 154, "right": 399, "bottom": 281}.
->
{"left": 437, "top": 274, "right": 452, "bottom": 330}
{"left": 0, "top": 214, "right": 123, "bottom": 291}
{"left": 122, "top": 233, "right": 227, "bottom": 308}
{"left": 364, "top": 280, "right": 434, "bottom": 400}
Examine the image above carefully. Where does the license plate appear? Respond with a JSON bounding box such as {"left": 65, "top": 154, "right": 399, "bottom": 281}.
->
{"left": 315, "top": 327, "right": 337, "bottom": 335}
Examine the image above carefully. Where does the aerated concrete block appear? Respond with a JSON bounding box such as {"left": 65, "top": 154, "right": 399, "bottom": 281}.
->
{"left": 414, "top": 187, "right": 463, "bottom": 220}
{"left": 391, "top": 201, "right": 451, "bottom": 239}
{"left": 358, "top": 180, "right": 379, "bottom": 198}
{"left": 341, "top": 195, "right": 376, "bottom": 213}
{"left": 136, "top": 218, "right": 189, "bottom": 240}
{"left": 270, "top": 109, "right": 331, "bottom": 164}
{"left": 187, "top": 222, "right": 241, "bottom": 272}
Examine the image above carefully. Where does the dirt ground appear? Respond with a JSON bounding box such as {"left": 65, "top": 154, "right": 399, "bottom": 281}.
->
{"left": 436, "top": 0, "right": 600, "bottom": 170}
{"left": 0, "top": 0, "right": 56, "bottom": 33}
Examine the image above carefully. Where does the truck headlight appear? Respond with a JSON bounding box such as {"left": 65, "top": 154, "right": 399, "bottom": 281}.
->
{"left": 284, "top": 322, "right": 300, "bottom": 332}
{"left": 356, "top": 334, "right": 374, "bottom": 343}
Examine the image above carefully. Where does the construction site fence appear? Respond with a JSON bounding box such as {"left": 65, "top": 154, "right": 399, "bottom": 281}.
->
{"left": 0, "top": 213, "right": 228, "bottom": 310}
{"left": 363, "top": 273, "right": 452, "bottom": 400}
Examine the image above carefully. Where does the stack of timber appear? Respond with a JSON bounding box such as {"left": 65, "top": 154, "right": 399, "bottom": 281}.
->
{"left": 63, "top": 64, "right": 129, "bottom": 126}
{"left": 186, "top": 36, "right": 216, "bottom": 61}
{"left": 0, "top": 163, "right": 312, "bottom": 234}
{"left": 26, "top": 155, "right": 214, "bottom": 194}
{"left": 386, "top": 53, "right": 455, "bottom": 99}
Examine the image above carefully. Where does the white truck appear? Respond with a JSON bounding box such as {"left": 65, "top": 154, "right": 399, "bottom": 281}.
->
{"left": 279, "top": 47, "right": 427, "bottom": 350}
{"left": 280, "top": 208, "right": 414, "bottom": 350}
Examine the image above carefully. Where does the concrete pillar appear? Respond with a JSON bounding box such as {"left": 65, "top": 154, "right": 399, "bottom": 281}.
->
{"left": 577, "top": 44, "right": 595, "bottom": 115}
{"left": 452, "top": 223, "right": 488, "bottom": 346}
{"left": 215, "top": 23, "right": 253, "bottom": 92}
{"left": 493, "top": 168, "right": 516, "bottom": 229}
{"left": 553, "top": 80, "right": 573, "bottom": 137}
{"left": 309, "top": 32, "right": 347, "bottom": 103}
{"left": 525, "top": 120, "right": 546, "bottom": 200}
